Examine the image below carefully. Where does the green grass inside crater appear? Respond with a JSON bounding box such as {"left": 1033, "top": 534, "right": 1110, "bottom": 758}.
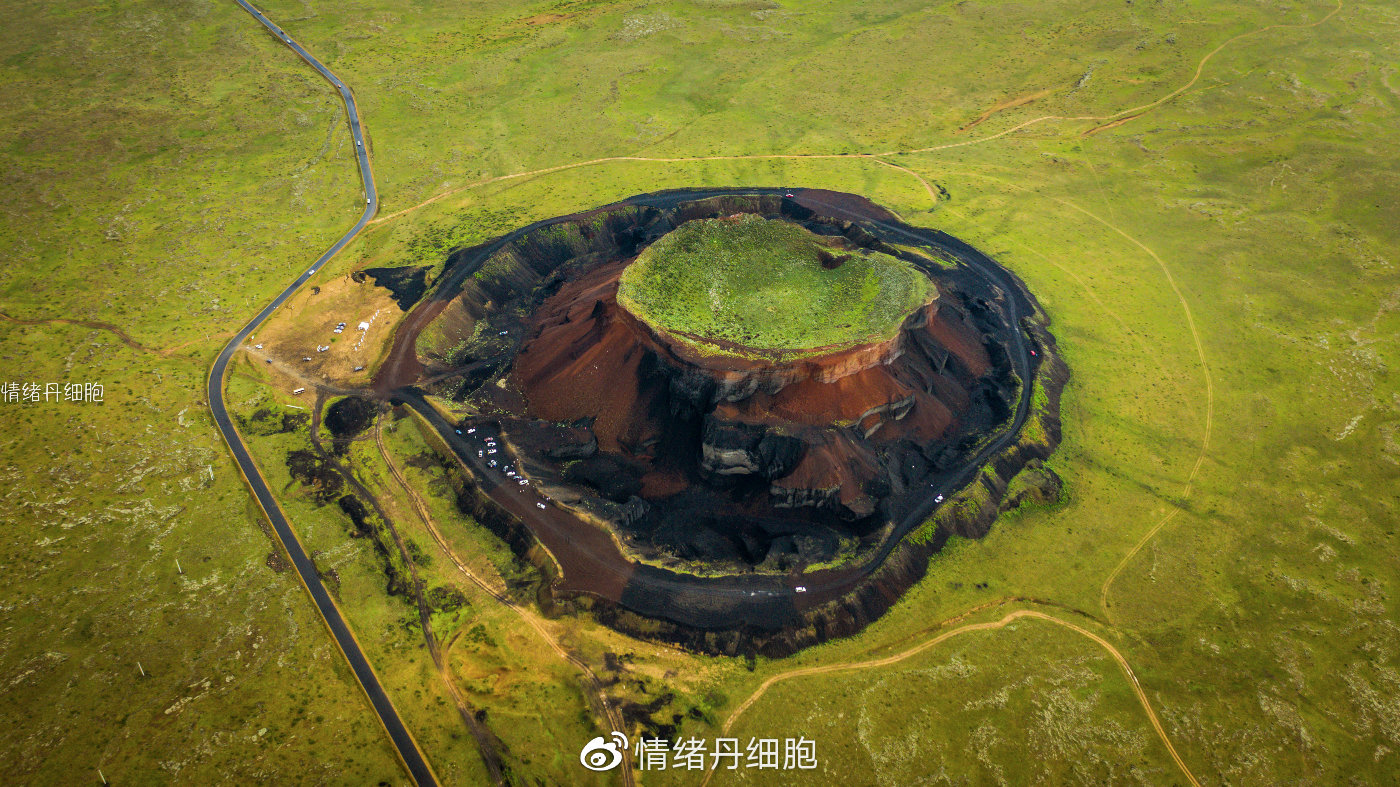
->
{"left": 617, "top": 215, "right": 935, "bottom": 358}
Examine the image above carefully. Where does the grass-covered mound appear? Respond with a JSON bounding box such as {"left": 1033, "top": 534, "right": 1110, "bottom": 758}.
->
{"left": 618, "top": 215, "right": 936, "bottom": 358}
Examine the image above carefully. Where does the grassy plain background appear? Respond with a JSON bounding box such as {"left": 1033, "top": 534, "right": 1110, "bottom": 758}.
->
{"left": 2, "top": 0, "right": 1398, "bottom": 784}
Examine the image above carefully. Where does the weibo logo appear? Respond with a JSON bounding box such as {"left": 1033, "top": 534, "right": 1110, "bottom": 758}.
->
{"left": 579, "top": 731, "right": 628, "bottom": 771}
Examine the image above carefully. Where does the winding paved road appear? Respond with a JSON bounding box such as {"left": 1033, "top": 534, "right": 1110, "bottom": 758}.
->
{"left": 208, "top": 3, "right": 438, "bottom": 786}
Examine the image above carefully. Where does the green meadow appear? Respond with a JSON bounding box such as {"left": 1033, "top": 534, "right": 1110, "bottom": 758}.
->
{"left": 2, "top": 0, "right": 1397, "bottom": 784}
{"left": 618, "top": 215, "right": 934, "bottom": 357}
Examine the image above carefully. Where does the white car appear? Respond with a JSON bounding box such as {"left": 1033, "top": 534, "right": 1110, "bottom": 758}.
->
{"left": 794, "top": 586, "right": 807, "bottom": 593}
{"left": 487, "top": 449, "right": 497, "bottom": 455}
{"left": 488, "top": 460, "right": 497, "bottom": 468}
{"left": 517, "top": 479, "right": 527, "bottom": 486}
{"left": 466, "top": 428, "right": 476, "bottom": 434}
{"left": 536, "top": 503, "right": 546, "bottom": 509}
{"left": 254, "top": 343, "right": 263, "bottom": 349}
{"left": 934, "top": 494, "right": 944, "bottom": 503}
{"left": 476, "top": 451, "right": 483, "bottom": 458}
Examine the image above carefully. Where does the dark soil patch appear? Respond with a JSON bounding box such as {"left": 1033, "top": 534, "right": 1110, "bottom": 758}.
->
{"left": 620, "top": 692, "right": 677, "bottom": 740}
{"left": 286, "top": 449, "right": 343, "bottom": 504}
{"left": 355, "top": 266, "right": 431, "bottom": 310}
{"left": 325, "top": 396, "right": 376, "bottom": 438}
{"left": 337, "top": 493, "right": 410, "bottom": 597}
{"left": 243, "top": 406, "right": 308, "bottom": 437}
{"left": 325, "top": 396, "right": 377, "bottom": 455}
{"left": 816, "top": 248, "right": 852, "bottom": 269}
{"left": 386, "top": 188, "right": 1066, "bottom": 655}
{"left": 427, "top": 585, "right": 469, "bottom": 612}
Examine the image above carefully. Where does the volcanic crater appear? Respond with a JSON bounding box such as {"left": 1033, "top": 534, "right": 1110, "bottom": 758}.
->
{"left": 388, "top": 189, "right": 1066, "bottom": 654}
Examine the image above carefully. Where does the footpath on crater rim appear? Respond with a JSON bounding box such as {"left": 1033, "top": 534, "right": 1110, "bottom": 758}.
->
{"left": 380, "top": 188, "right": 1068, "bottom": 656}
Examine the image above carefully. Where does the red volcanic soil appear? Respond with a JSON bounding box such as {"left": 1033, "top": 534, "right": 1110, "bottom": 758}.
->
{"left": 382, "top": 189, "right": 1063, "bottom": 652}
{"left": 512, "top": 257, "right": 664, "bottom": 455}
{"left": 511, "top": 253, "right": 992, "bottom": 522}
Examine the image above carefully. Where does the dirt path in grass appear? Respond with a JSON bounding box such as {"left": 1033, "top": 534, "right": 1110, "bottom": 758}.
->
{"left": 705, "top": 605, "right": 1202, "bottom": 787}
{"left": 243, "top": 347, "right": 364, "bottom": 397}
{"left": 369, "top": 0, "right": 1343, "bottom": 227}
{"left": 373, "top": 416, "right": 636, "bottom": 787}
{"left": 0, "top": 311, "right": 155, "bottom": 352}
{"left": 312, "top": 405, "right": 508, "bottom": 785}
{"left": 914, "top": 164, "right": 1214, "bottom": 622}
{"left": 0, "top": 310, "right": 237, "bottom": 359}
{"left": 958, "top": 87, "right": 1055, "bottom": 133}
{"left": 1074, "top": 196, "right": 1216, "bottom": 622}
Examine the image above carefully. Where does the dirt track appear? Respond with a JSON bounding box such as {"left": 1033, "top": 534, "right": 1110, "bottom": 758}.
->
{"left": 196, "top": 6, "right": 1346, "bottom": 781}
{"left": 369, "top": 0, "right": 1344, "bottom": 229}
{"left": 373, "top": 414, "right": 636, "bottom": 786}
{"left": 706, "top": 604, "right": 1202, "bottom": 787}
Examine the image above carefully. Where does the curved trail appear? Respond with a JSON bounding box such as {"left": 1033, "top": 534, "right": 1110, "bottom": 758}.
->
{"left": 0, "top": 311, "right": 240, "bottom": 360}
{"left": 0, "top": 311, "right": 236, "bottom": 358}
{"left": 317, "top": 413, "right": 506, "bottom": 785}
{"left": 895, "top": 161, "right": 1215, "bottom": 624}
{"left": 922, "top": 167, "right": 1176, "bottom": 384}
{"left": 207, "top": 3, "right": 439, "bottom": 786}
{"left": 370, "top": 0, "right": 1343, "bottom": 227}
{"left": 374, "top": 414, "right": 636, "bottom": 787}
{"left": 957, "top": 88, "right": 1055, "bottom": 133}
{"left": 706, "top": 607, "right": 1201, "bottom": 787}
{"left": 1057, "top": 199, "right": 1216, "bottom": 621}
{"left": 0, "top": 311, "right": 154, "bottom": 353}
{"left": 896, "top": 0, "right": 1344, "bottom": 146}
{"left": 204, "top": 3, "right": 1340, "bottom": 782}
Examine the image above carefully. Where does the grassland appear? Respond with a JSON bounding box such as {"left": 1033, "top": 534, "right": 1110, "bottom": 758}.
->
{"left": 0, "top": 1, "right": 399, "bottom": 782}
{"left": 618, "top": 215, "right": 934, "bottom": 357}
{"left": 4, "top": 0, "right": 1399, "bottom": 784}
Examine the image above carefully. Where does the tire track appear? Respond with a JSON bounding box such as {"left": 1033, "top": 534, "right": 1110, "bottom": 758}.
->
{"left": 1044, "top": 200, "right": 1215, "bottom": 621}
{"left": 0, "top": 311, "right": 234, "bottom": 358}
{"left": 369, "top": 0, "right": 1343, "bottom": 226}
{"left": 705, "top": 607, "right": 1201, "bottom": 787}
{"left": 374, "top": 414, "right": 636, "bottom": 787}
{"left": 887, "top": 161, "right": 1214, "bottom": 623}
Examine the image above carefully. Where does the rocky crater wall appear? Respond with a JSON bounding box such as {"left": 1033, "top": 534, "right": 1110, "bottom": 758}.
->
{"left": 389, "top": 188, "right": 1067, "bottom": 656}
